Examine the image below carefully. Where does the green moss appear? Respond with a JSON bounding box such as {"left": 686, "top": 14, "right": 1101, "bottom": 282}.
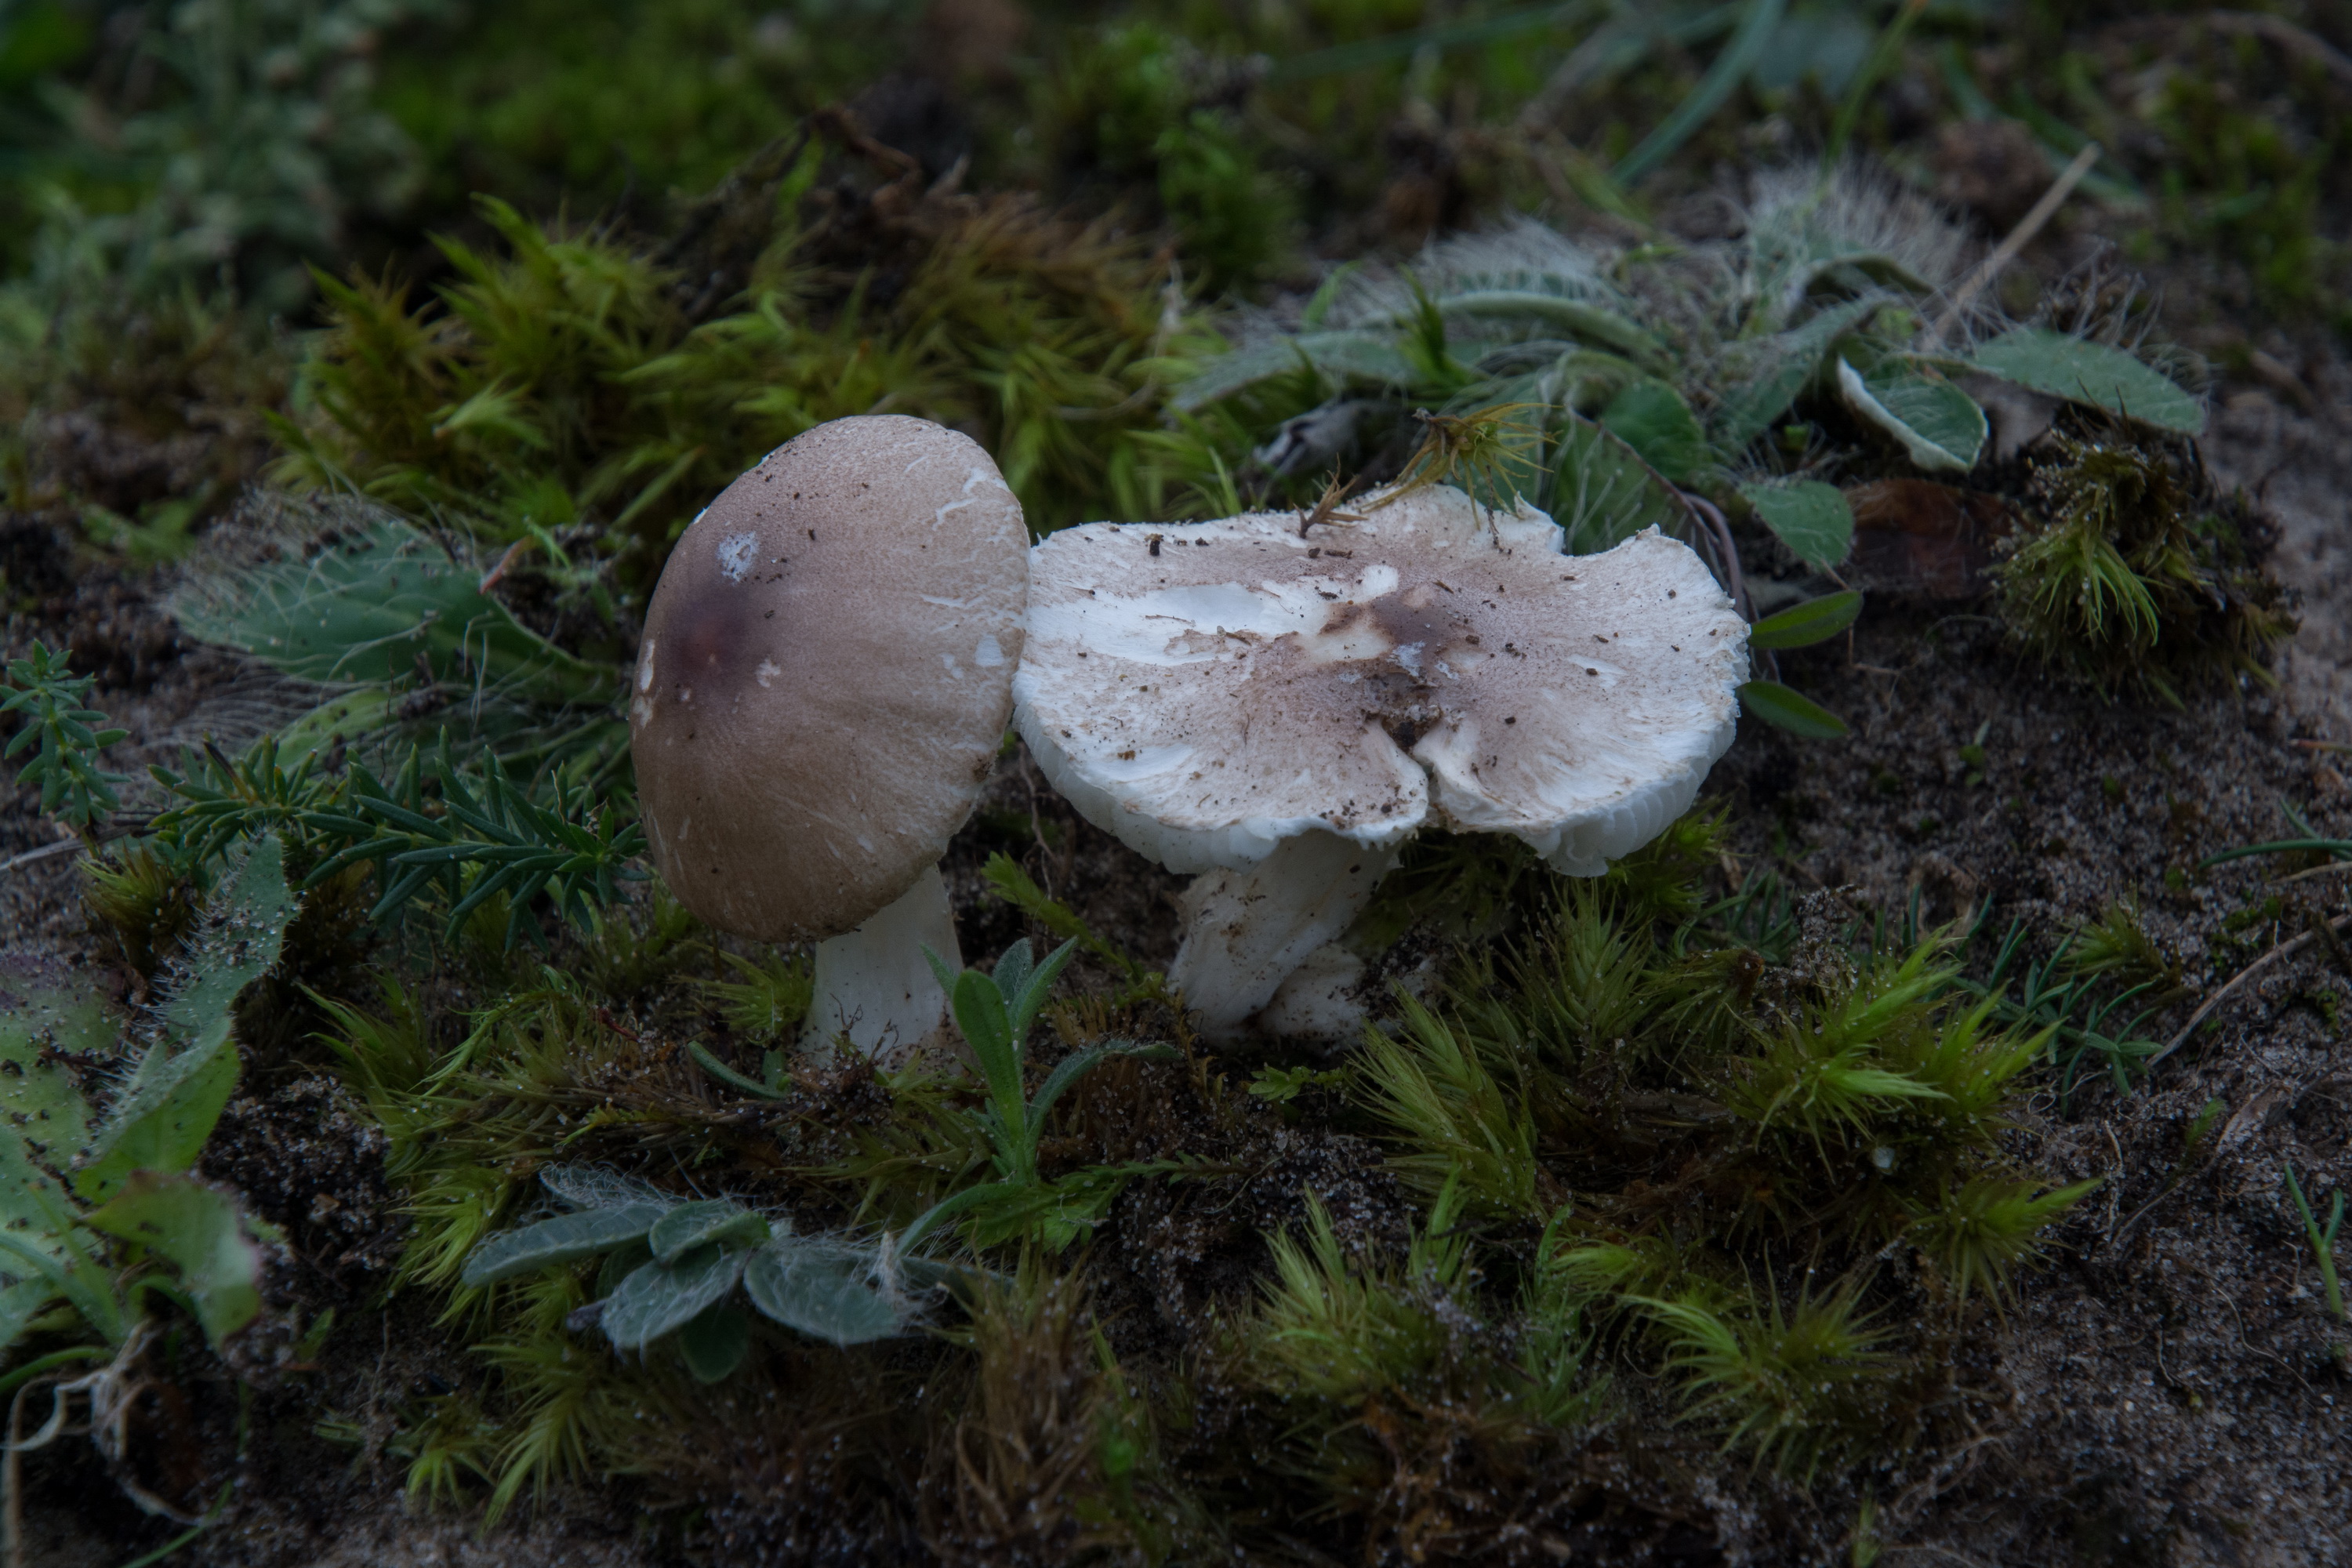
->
{"left": 1325, "top": 843, "right": 2095, "bottom": 1480}
{"left": 273, "top": 158, "right": 1211, "bottom": 596}
{"left": 1032, "top": 24, "right": 1298, "bottom": 292}
{"left": 1993, "top": 432, "right": 2292, "bottom": 701}
{"left": 372, "top": 0, "right": 870, "bottom": 226}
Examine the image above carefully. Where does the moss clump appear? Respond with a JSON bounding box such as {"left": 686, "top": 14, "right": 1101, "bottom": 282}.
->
{"left": 271, "top": 130, "right": 1210, "bottom": 596}
{"left": 1993, "top": 430, "right": 2290, "bottom": 701}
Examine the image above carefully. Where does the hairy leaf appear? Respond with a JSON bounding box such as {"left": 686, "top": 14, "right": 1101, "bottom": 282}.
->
{"left": 1432, "top": 292, "right": 1666, "bottom": 369}
{"left": 741, "top": 1240, "right": 904, "bottom": 1345}
{"left": 459, "top": 1204, "right": 668, "bottom": 1287}
{"left": 539, "top": 1163, "right": 669, "bottom": 1212}
{"left": 1172, "top": 331, "right": 1410, "bottom": 411}
{"left": 1837, "top": 359, "right": 1985, "bottom": 473}
{"left": 154, "top": 833, "right": 297, "bottom": 1042}
{"left": 646, "top": 1199, "right": 769, "bottom": 1265}
{"left": 1708, "top": 298, "right": 1884, "bottom": 448}
{"left": 1552, "top": 416, "right": 1689, "bottom": 555}
{"left": 174, "top": 515, "right": 619, "bottom": 709}
{"left": 1969, "top": 329, "right": 2200, "bottom": 434}
{"left": 600, "top": 1243, "right": 748, "bottom": 1351}
{"left": 83, "top": 1172, "right": 266, "bottom": 1348}
{"left": 79, "top": 834, "right": 296, "bottom": 1203}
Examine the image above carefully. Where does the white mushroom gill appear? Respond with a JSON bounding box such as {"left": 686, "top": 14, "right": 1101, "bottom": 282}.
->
{"left": 1014, "top": 484, "right": 1748, "bottom": 1037}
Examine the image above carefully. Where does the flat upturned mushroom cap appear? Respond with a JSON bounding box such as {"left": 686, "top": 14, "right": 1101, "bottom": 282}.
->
{"left": 1014, "top": 485, "right": 1746, "bottom": 877}
{"left": 632, "top": 416, "right": 1027, "bottom": 941}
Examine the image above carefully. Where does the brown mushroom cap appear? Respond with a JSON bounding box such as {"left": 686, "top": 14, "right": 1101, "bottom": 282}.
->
{"left": 630, "top": 416, "right": 1027, "bottom": 942}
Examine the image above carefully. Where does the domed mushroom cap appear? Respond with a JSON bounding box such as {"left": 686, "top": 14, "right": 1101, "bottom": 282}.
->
{"left": 1014, "top": 485, "right": 1746, "bottom": 877}
{"left": 632, "top": 416, "right": 1028, "bottom": 941}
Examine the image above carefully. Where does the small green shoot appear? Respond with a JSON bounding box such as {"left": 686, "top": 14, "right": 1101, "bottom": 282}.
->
{"left": 1958, "top": 721, "right": 1991, "bottom": 786}
{"left": 695, "top": 950, "right": 814, "bottom": 1046}
{"left": 926, "top": 938, "right": 1084, "bottom": 1190}
{"left": 1963, "top": 921, "right": 2163, "bottom": 1099}
{"left": 1911, "top": 1175, "right": 2100, "bottom": 1303}
{"left": 904, "top": 940, "right": 1178, "bottom": 1252}
{"left": 1247, "top": 1065, "right": 1345, "bottom": 1104}
{"left": 1355, "top": 996, "right": 1543, "bottom": 1218}
{"left": 1633, "top": 1277, "right": 1903, "bottom": 1479}
{"left": 2063, "top": 898, "right": 2179, "bottom": 996}
{"left": 1251, "top": 1179, "right": 1475, "bottom": 1404}
{"left": 2281, "top": 1163, "right": 2345, "bottom": 1330}
{"left": 2, "top": 643, "right": 129, "bottom": 834}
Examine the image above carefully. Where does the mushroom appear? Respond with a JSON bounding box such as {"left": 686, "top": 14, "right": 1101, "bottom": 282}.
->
{"left": 1012, "top": 483, "right": 1746, "bottom": 1038}
{"left": 631, "top": 416, "right": 1028, "bottom": 1058}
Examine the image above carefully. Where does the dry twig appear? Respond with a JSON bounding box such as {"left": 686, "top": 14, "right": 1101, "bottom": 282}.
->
{"left": 1929, "top": 142, "right": 2103, "bottom": 347}
{"left": 2147, "top": 911, "right": 2352, "bottom": 1069}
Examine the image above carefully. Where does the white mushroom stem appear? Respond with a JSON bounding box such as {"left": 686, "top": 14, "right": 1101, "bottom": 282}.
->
{"left": 800, "top": 865, "right": 961, "bottom": 1059}
{"left": 1164, "top": 830, "right": 1401, "bottom": 1037}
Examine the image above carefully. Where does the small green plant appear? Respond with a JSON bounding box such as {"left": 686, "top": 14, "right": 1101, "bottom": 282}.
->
{"left": 2281, "top": 1163, "right": 2345, "bottom": 1336}
{"left": 1, "top": 642, "right": 129, "bottom": 834}
{"left": 1250, "top": 1180, "right": 1476, "bottom": 1405}
{"left": 908, "top": 939, "right": 1178, "bottom": 1250}
{"left": 697, "top": 951, "right": 815, "bottom": 1048}
{"left": 147, "top": 734, "right": 645, "bottom": 949}
{"left": 1355, "top": 995, "right": 1543, "bottom": 1218}
{"left": 1635, "top": 1278, "right": 1905, "bottom": 1479}
{"left": 2064, "top": 896, "right": 2179, "bottom": 995}
{"left": 1909, "top": 1174, "right": 2100, "bottom": 1304}
{"left": 927, "top": 938, "right": 1087, "bottom": 1191}
{"left": 299, "top": 740, "right": 646, "bottom": 947}
{"left": 1964, "top": 920, "right": 2164, "bottom": 1099}
{"left": 460, "top": 1167, "right": 927, "bottom": 1386}
{"left": 1246, "top": 1064, "right": 1345, "bottom": 1104}
{"left": 2, "top": 831, "right": 292, "bottom": 1503}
